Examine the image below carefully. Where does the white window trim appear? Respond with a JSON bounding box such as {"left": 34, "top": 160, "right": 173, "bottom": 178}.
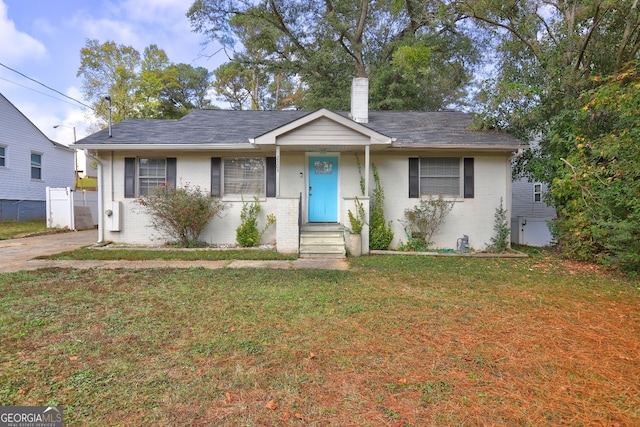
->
{"left": 533, "top": 182, "right": 543, "bottom": 203}
{"left": 137, "top": 157, "right": 167, "bottom": 197}
{"left": 0, "top": 145, "right": 6, "bottom": 168}
{"left": 31, "top": 151, "right": 43, "bottom": 181}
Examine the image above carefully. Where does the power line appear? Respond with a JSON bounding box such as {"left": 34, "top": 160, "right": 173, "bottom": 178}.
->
{"left": 0, "top": 77, "right": 84, "bottom": 109}
{"left": 0, "top": 62, "right": 95, "bottom": 111}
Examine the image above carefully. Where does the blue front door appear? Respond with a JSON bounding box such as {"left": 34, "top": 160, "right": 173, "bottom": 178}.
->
{"left": 308, "top": 156, "right": 338, "bottom": 222}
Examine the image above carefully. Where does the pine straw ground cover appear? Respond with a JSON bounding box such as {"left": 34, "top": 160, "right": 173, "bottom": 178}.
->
{"left": 0, "top": 253, "right": 638, "bottom": 426}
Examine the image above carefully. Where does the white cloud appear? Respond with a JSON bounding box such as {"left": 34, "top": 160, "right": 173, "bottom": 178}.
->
{"left": 0, "top": 0, "right": 47, "bottom": 63}
{"left": 121, "top": 0, "right": 189, "bottom": 25}
{"left": 77, "top": 16, "right": 142, "bottom": 46}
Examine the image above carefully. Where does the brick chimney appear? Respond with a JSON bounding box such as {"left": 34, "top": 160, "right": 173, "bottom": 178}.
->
{"left": 349, "top": 77, "right": 368, "bottom": 123}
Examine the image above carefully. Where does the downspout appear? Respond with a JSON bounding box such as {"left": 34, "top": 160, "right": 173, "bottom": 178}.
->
{"left": 84, "top": 150, "right": 104, "bottom": 243}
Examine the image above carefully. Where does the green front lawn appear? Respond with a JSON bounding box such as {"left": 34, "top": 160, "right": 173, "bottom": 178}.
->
{"left": 0, "top": 220, "right": 47, "bottom": 240}
{"left": 1, "top": 254, "right": 638, "bottom": 425}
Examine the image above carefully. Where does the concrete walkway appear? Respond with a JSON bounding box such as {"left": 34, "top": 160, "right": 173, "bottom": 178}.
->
{"left": 0, "top": 230, "right": 349, "bottom": 273}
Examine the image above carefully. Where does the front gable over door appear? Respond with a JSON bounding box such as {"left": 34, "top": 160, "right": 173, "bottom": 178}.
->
{"left": 251, "top": 109, "right": 393, "bottom": 147}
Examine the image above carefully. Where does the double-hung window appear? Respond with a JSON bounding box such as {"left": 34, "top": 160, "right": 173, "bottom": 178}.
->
{"left": 534, "top": 183, "right": 542, "bottom": 202}
{"left": 211, "top": 157, "right": 276, "bottom": 197}
{"left": 224, "top": 157, "right": 265, "bottom": 195}
{"left": 0, "top": 146, "right": 6, "bottom": 167}
{"left": 421, "top": 157, "right": 460, "bottom": 196}
{"left": 31, "top": 152, "right": 42, "bottom": 180}
{"left": 124, "top": 157, "right": 176, "bottom": 198}
{"left": 409, "top": 157, "right": 474, "bottom": 198}
{"left": 139, "top": 158, "right": 168, "bottom": 196}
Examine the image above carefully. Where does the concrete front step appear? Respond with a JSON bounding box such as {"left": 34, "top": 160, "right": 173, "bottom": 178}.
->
{"left": 299, "top": 224, "right": 346, "bottom": 259}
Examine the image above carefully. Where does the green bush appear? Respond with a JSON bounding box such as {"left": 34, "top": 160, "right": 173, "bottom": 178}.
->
{"left": 401, "top": 194, "right": 454, "bottom": 249}
{"left": 139, "top": 183, "right": 227, "bottom": 247}
{"left": 236, "top": 197, "right": 276, "bottom": 247}
{"left": 487, "top": 197, "right": 510, "bottom": 253}
{"left": 347, "top": 197, "right": 366, "bottom": 234}
{"left": 369, "top": 164, "right": 394, "bottom": 250}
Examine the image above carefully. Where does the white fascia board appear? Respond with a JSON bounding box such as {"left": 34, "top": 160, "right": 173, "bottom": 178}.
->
{"left": 391, "top": 143, "right": 529, "bottom": 151}
{"left": 70, "top": 143, "right": 257, "bottom": 151}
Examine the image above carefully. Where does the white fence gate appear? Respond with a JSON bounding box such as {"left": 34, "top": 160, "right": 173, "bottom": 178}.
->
{"left": 46, "top": 187, "right": 98, "bottom": 230}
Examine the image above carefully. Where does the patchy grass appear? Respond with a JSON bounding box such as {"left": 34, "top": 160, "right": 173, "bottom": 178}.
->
{"left": 41, "top": 248, "right": 297, "bottom": 261}
{"left": 0, "top": 220, "right": 47, "bottom": 240}
{"left": 0, "top": 254, "right": 638, "bottom": 426}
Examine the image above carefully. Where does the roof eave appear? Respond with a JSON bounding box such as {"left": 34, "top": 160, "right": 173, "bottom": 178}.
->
{"left": 391, "top": 143, "right": 529, "bottom": 151}
{"left": 70, "top": 143, "right": 257, "bottom": 151}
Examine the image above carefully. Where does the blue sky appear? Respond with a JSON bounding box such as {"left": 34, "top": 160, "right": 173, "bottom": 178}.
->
{"left": 0, "top": 0, "right": 224, "bottom": 145}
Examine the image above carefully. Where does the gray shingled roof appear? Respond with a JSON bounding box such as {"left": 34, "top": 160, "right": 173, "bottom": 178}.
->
{"left": 75, "top": 109, "right": 525, "bottom": 148}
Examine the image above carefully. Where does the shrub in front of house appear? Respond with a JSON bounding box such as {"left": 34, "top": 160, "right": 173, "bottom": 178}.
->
{"left": 369, "top": 164, "right": 394, "bottom": 250}
{"left": 400, "top": 194, "right": 454, "bottom": 249}
{"left": 236, "top": 196, "right": 276, "bottom": 247}
{"left": 138, "top": 183, "right": 228, "bottom": 247}
{"left": 488, "top": 197, "right": 511, "bottom": 253}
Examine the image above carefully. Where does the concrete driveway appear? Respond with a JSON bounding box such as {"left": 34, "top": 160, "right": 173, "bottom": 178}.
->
{"left": 0, "top": 230, "right": 348, "bottom": 273}
{"left": 0, "top": 229, "right": 98, "bottom": 273}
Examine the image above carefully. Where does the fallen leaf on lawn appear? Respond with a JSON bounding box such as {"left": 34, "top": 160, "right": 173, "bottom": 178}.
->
{"left": 295, "top": 413, "right": 303, "bottom": 420}
{"left": 69, "top": 356, "right": 79, "bottom": 361}
{"left": 309, "top": 351, "right": 316, "bottom": 359}
{"left": 18, "top": 389, "right": 25, "bottom": 395}
{"left": 280, "top": 411, "right": 290, "bottom": 420}
{"left": 225, "top": 392, "right": 231, "bottom": 403}
{"left": 266, "top": 400, "right": 278, "bottom": 410}
{"left": 230, "top": 326, "right": 236, "bottom": 332}
{"left": 398, "top": 378, "right": 407, "bottom": 384}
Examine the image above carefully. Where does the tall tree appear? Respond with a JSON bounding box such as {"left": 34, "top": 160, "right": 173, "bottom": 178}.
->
{"left": 77, "top": 39, "right": 214, "bottom": 125}
{"left": 159, "top": 64, "right": 213, "bottom": 117}
{"left": 455, "top": 0, "right": 640, "bottom": 146}
{"left": 134, "top": 44, "right": 171, "bottom": 118}
{"left": 547, "top": 61, "right": 640, "bottom": 272}
{"left": 187, "top": 0, "right": 478, "bottom": 110}
{"left": 77, "top": 39, "right": 141, "bottom": 124}
{"left": 455, "top": 0, "right": 640, "bottom": 269}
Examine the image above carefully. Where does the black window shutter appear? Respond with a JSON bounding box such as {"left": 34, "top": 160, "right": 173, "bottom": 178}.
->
{"left": 408, "top": 158, "right": 419, "bottom": 198}
{"left": 464, "top": 158, "right": 474, "bottom": 198}
{"left": 124, "top": 157, "right": 135, "bottom": 198}
{"left": 266, "top": 157, "right": 276, "bottom": 197}
{"left": 166, "top": 157, "right": 177, "bottom": 188}
{"left": 211, "top": 157, "right": 221, "bottom": 196}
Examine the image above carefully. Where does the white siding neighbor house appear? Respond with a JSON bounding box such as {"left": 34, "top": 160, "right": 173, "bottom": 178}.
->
{"left": 73, "top": 79, "right": 527, "bottom": 256}
{"left": 0, "top": 93, "right": 75, "bottom": 220}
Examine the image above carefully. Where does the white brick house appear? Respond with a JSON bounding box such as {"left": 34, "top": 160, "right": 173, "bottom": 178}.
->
{"left": 74, "top": 79, "right": 527, "bottom": 254}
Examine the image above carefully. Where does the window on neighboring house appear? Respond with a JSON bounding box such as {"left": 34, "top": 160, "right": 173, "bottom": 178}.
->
{"left": 0, "top": 146, "right": 6, "bottom": 167}
{"left": 534, "top": 183, "right": 542, "bottom": 202}
{"left": 409, "top": 157, "right": 474, "bottom": 198}
{"left": 31, "top": 152, "right": 42, "bottom": 180}
{"left": 124, "top": 157, "right": 176, "bottom": 198}
{"left": 211, "top": 157, "right": 276, "bottom": 197}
